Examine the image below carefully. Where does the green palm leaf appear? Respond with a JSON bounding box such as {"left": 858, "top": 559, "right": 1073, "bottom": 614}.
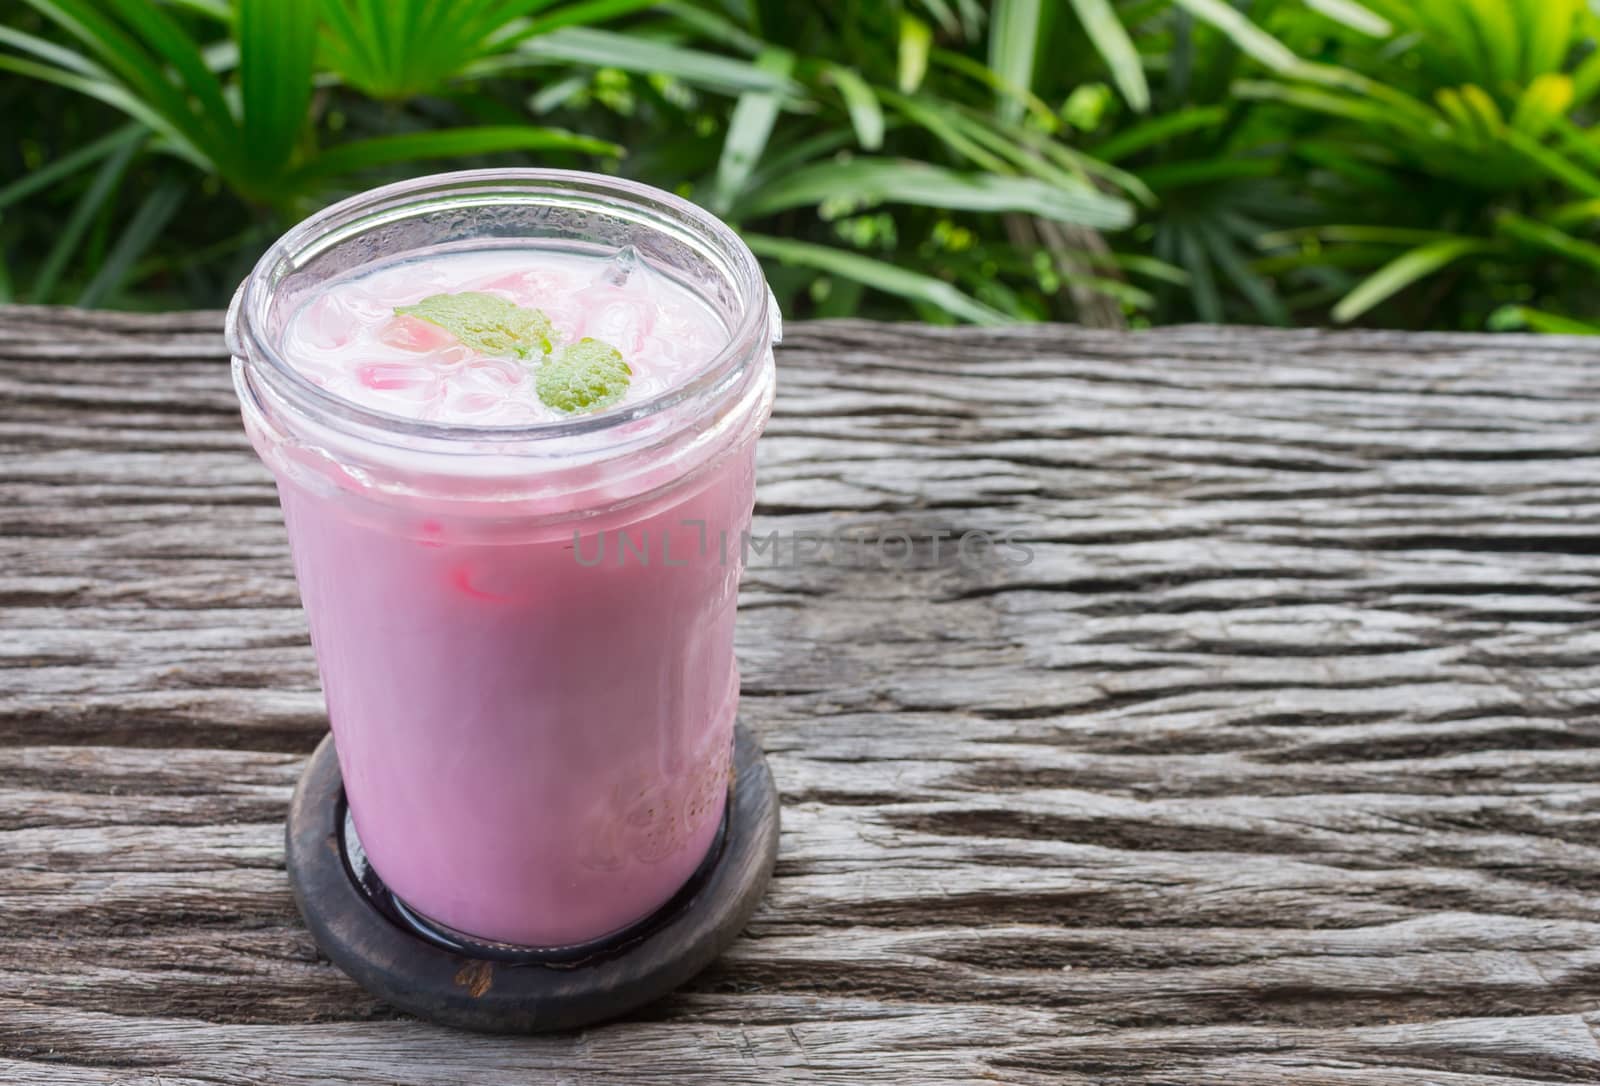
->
{"left": 31, "top": 131, "right": 144, "bottom": 302}
{"left": 989, "top": 0, "right": 1041, "bottom": 121}
{"left": 286, "top": 126, "right": 618, "bottom": 189}
{"left": 1304, "top": 0, "right": 1393, "bottom": 37}
{"left": 1333, "top": 237, "right": 1495, "bottom": 322}
{"left": 239, "top": 0, "right": 317, "bottom": 177}
{"left": 496, "top": 26, "right": 800, "bottom": 95}
{"left": 898, "top": 12, "right": 932, "bottom": 93}
{"left": 77, "top": 177, "right": 187, "bottom": 306}
{"left": 735, "top": 158, "right": 1133, "bottom": 230}
{"left": 712, "top": 48, "right": 795, "bottom": 214}
{"left": 1068, "top": 0, "right": 1149, "bottom": 111}
{"left": 1490, "top": 305, "right": 1600, "bottom": 334}
{"left": 1171, "top": 0, "right": 1300, "bottom": 73}
{"left": 744, "top": 234, "right": 1010, "bottom": 325}
{"left": 827, "top": 64, "right": 885, "bottom": 151}
{"left": 0, "top": 123, "right": 143, "bottom": 211}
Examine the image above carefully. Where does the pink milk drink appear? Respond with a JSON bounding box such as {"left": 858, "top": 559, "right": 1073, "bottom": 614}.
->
{"left": 227, "top": 171, "right": 778, "bottom": 948}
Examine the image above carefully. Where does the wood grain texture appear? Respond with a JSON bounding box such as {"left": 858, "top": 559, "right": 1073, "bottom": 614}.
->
{"left": 5, "top": 305, "right": 1600, "bottom": 1083}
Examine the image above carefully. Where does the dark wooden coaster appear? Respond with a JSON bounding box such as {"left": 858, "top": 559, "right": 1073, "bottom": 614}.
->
{"left": 285, "top": 723, "right": 779, "bottom": 1033}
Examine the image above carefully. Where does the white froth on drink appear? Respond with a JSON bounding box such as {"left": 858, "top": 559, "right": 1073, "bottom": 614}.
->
{"left": 282, "top": 246, "right": 731, "bottom": 425}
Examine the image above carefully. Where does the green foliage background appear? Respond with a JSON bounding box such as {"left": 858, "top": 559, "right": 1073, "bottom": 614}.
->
{"left": 4, "top": 0, "right": 1600, "bottom": 333}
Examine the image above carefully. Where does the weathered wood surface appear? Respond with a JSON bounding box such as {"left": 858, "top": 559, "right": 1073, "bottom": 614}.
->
{"left": 5, "top": 306, "right": 1600, "bottom": 1084}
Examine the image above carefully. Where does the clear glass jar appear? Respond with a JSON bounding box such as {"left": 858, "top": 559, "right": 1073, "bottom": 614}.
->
{"left": 227, "top": 170, "right": 778, "bottom": 949}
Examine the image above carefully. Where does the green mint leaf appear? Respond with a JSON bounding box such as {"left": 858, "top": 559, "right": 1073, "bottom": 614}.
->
{"left": 394, "top": 292, "right": 554, "bottom": 360}
{"left": 537, "top": 338, "right": 632, "bottom": 414}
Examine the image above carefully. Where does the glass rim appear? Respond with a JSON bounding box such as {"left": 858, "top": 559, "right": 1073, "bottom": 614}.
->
{"left": 229, "top": 168, "right": 774, "bottom": 444}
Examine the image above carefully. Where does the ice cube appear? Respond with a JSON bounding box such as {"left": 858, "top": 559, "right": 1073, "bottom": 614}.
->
{"left": 379, "top": 314, "right": 457, "bottom": 353}
{"left": 297, "top": 292, "right": 361, "bottom": 349}
{"left": 356, "top": 362, "right": 433, "bottom": 391}
{"left": 474, "top": 269, "right": 570, "bottom": 306}
{"left": 597, "top": 244, "right": 641, "bottom": 287}
{"left": 575, "top": 288, "right": 657, "bottom": 355}
{"left": 464, "top": 358, "right": 526, "bottom": 388}
{"left": 455, "top": 392, "right": 501, "bottom": 415}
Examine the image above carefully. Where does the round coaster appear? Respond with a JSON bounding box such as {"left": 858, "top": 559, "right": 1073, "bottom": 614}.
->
{"left": 285, "top": 723, "right": 779, "bottom": 1033}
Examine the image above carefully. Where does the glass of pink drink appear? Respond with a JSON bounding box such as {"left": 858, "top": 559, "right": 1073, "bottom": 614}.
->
{"left": 227, "top": 171, "right": 777, "bottom": 949}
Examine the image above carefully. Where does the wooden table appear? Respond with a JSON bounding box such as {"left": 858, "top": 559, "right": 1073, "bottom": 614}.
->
{"left": 5, "top": 307, "right": 1600, "bottom": 1084}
